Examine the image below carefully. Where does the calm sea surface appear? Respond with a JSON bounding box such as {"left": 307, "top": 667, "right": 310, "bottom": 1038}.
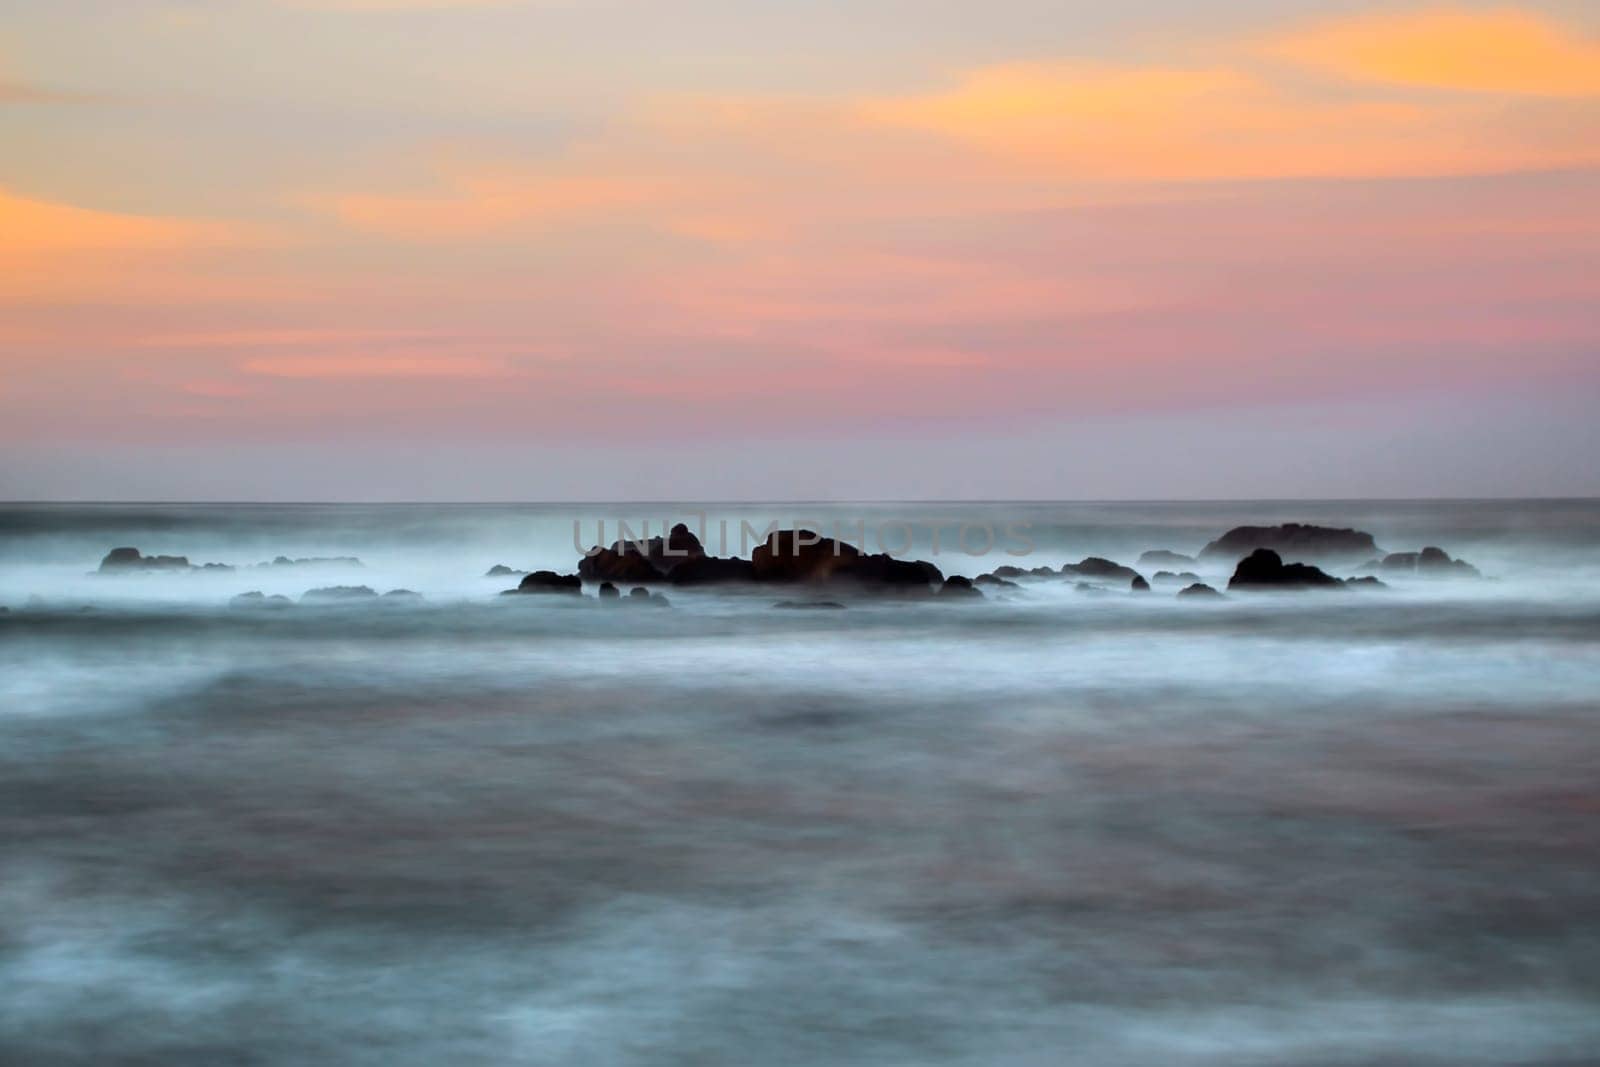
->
{"left": 3, "top": 501, "right": 1598, "bottom": 1065}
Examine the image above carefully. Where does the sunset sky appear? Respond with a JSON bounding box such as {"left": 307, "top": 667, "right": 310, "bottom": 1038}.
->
{"left": 2, "top": 0, "right": 1597, "bottom": 499}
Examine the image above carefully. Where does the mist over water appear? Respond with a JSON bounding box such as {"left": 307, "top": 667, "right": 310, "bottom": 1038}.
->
{"left": 3, "top": 501, "right": 1599, "bottom": 1065}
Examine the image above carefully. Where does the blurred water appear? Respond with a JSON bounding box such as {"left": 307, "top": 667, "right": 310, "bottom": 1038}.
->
{"left": 2, "top": 501, "right": 1598, "bottom": 1065}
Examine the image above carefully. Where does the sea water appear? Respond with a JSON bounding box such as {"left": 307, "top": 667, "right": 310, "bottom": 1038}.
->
{"left": 2, "top": 501, "right": 1598, "bottom": 1064}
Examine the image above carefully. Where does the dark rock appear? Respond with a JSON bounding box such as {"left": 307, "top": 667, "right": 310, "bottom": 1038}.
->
{"left": 1029, "top": 566, "right": 1058, "bottom": 577}
{"left": 974, "top": 573, "right": 1021, "bottom": 589}
{"left": 229, "top": 591, "right": 293, "bottom": 609}
{"left": 667, "top": 555, "right": 757, "bottom": 585}
{"left": 1345, "top": 576, "right": 1387, "bottom": 588}
{"left": 1178, "top": 583, "right": 1223, "bottom": 599}
{"left": 598, "top": 581, "right": 621, "bottom": 599}
{"left": 301, "top": 585, "right": 379, "bottom": 601}
{"left": 1061, "top": 557, "right": 1142, "bottom": 583}
{"left": 751, "top": 530, "right": 941, "bottom": 591}
{"left": 579, "top": 522, "right": 705, "bottom": 583}
{"left": 98, "top": 547, "right": 194, "bottom": 573}
{"left": 773, "top": 600, "right": 847, "bottom": 610}
{"left": 623, "top": 586, "right": 672, "bottom": 607}
{"left": 1200, "top": 523, "right": 1381, "bottom": 564}
{"left": 1139, "top": 549, "right": 1196, "bottom": 567}
{"left": 1130, "top": 575, "right": 1150, "bottom": 592}
{"left": 485, "top": 565, "right": 528, "bottom": 578}
{"left": 1227, "top": 549, "right": 1344, "bottom": 590}
{"left": 1378, "top": 546, "right": 1480, "bottom": 578}
{"left": 629, "top": 586, "right": 651, "bottom": 599}
{"left": 938, "top": 576, "right": 984, "bottom": 599}
{"left": 992, "top": 565, "right": 1028, "bottom": 578}
{"left": 514, "top": 571, "right": 583, "bottom": 595}
{"left": 263, "top": 555, "right": 362, "bottom": 569}
{"left": 382, "top": 589, "right": 423, "bottom": 600}
{"left": 1151, "top": 570, "right": 1202, "bottom": 587}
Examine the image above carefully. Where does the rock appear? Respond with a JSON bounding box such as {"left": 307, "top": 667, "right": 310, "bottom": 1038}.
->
{"left": 1061, "top": 557, "right": 1142, "bottom": 583}
{"left": 1178, "top": 583, "right": 1223, "bottom": 599}
{"left": 579, "top": 522, "right": 705, "bottom": 583}
{"left": 513, "top": 571, "right": 583, "bottom": 595}
{"left": 1345, "top": 576, "right": 1387, "bottom": 588}
{"left": 485, "top": 565, "right": 527, "bottom": 578}
{"left": 1138, "top": 550, "right": 1196, "bottom": 567}
{"left": 382, "top": 589, "right": 423, "bottom": 600}
{"left": 1152, "top": 570, "right": 1202, "bottom": 587}
{"left": 301, "top": 585, "right": 379, "bottom": 601}
{"left": 629, "top": 586, "right": 650, "bottom": 599}
{"left": 1200, "top": 523, "right": 1381, "bottom": 564}
{"left": 667, "top": 555, "right": 757, "bottom": 585}
{"left": 98, "top": 547, "right": 195, "bottom": 572}
{"left": 624, "top": 586, "right": 672, "bottom": 607}
{"left": 263, "top": 555, "right": 362, "bottom": 569}
{"left": 229, "top": 591, "right": 293, "bottom": 609}
{"left": 1378, "top": 546, "right": 1480, "bottom": 578}
{"left": 1130, "top": 575, "right": 1150, "bottom": 592}
{"left": 938, "top": 576, "right": 984, "bottom": 598}
{"left": 992, "top": 565, "right": 1027, "bottom": 578}
{"left": 773, "top": 600, "right": 847, "bottom": 610}
{"left": 1227, "top": 549, "right": 1344, "bottom": 590}
{"left": 598, "top": 581, "right": 621, "bottom": 599}
{"left": 1028, "top": 566, "right": 1057, "bottom": 577}
{"left": 751, "top": 530, "right": 942, "bottom": 591}
{"left": 974, "top": 573, "right": 1021, "bottom": 589}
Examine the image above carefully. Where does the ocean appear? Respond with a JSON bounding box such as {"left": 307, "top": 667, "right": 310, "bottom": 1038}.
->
{"left": 2, "top": 500, "right": 1598, "bottom": 1065}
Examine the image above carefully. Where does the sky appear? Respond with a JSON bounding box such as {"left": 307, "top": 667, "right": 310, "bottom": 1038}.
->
{"left": 1, "top": 0, "right": 1597, "bottom": 500}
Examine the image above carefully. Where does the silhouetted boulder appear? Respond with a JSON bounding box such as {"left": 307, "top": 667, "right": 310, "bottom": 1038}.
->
{"left": 1178, "top": 583, "right": 1223, "bottom": 599}
{"left": 579, "top": 522, "right": 705, "bottom": 583}
{"left": 301, "top": 585, "right": 379, "bottom": 602}
{"left": 1377, "top": 546, "right": 1481, "bottom": 578}
{"left": 1130, "top": 575, "right": 1150, "bottom": 592}
{"left": 667, "top": 555, "right": 757, "bottom": 585}
{"left": 230, "top": 591, "right": 293, "bottom": 609}
{"left": 1029, "top": 566, "right": 1057, "bottom": 577}
{"left": 1152, "top": 570, "right": 1202, "bottom": 587}
{"left": 1345, "top": 576, "right": 1387, "bottom": 588}
{"left": 974, "top": 573, "right": 1021, "bottom": 589}
{"left": 598, "top": 581, "right": 621, "bottom": 599}
{"left": 513, "top": 571, "right": 582, "bottom": 595}
{"left": 751, "top": 530, "right": 942, "bottom": 591}
{"left": 1061, "top": 557, "right": 1142, "bottom": 583}
{"left": 98, "top": 547, "right": 196, "bottom": 573}
{"left": 1227, "top": 549, "right": 1344, "bottom": 590}
{"left": 992, "top": 565, "right": 1028, "bottom": 578}
{"left": 938, "top": 575, "right": 984, "bottom": 599}
{"left": 1201, "top": 523, "right": 1380, "bottom": 564}
{"left": 1138, "top": 550, "right": 1196, "bottom": 567}
{"left": 485, "top": 565, "right": 527, "bottom": 578}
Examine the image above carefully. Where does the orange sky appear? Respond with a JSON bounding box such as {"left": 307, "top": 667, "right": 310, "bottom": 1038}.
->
{"left": 2, "top": 1, "right": 1597, "bottom": 497}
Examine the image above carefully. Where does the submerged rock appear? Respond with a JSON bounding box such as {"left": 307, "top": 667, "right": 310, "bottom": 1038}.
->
{"left": 513, "top": 571, "right": 583, "bottom": 595}
{"left": 1227, "top": 549, "right": 1345, "bottom": 590}
{"left": 974, "top": 573, "right": 1021, "bottom": 589}
{"left": 1200, "top": 523, "right": 1381, "bottom": 564}
{"left": 598, "top": 581, "right": 621, "bottom": 599}
{"left": 773, "top": 600, "right": 847, "bottom": 610}
{"left": 262, "top": 555, "right": 362, "bottom": 569}
{"left": 1177, "top": 583, "right": 1223, "bottom": 599}
{"left": 485, "top": 564, "right": 528, "bottom": 578}
{"left": 1151, "top": 570, "right": 1202, "bottom": 587}
{"left": 1138, "top": 549, "right": 1196, "bottom": 567}
{"left": 1130, "top": 575, "right": 1150, "bottom": 592}
{"left": 381, "top": 589, "right": 423, "bottom": 600}
{"left": 301, "top": 585, "right": 379, "bottom": 602}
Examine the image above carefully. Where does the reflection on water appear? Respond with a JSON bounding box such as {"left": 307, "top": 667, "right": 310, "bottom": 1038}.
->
{"left": 2, "top": 502, "right": 1598, "bottom": 1064}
